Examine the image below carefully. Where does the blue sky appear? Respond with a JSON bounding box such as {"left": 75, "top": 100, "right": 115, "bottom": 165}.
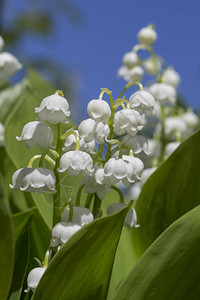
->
{"left": 3, "top": 0, "right": 200, "bottom": 121}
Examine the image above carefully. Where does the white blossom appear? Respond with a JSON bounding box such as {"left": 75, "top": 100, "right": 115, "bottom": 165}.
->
{"left": 10, "top": 167, "right": 56, "bottom": 193}
{"left": 121, "top": 135, "right": 149, "bottom": 154}
{"left": 143, "top": 57, "right": 162, "bottom": 75}
{"left": 93, "top": 122, "right": 110, "bottom": 144}
{"left": 35, "top": 94, "right": 70, "bottom": 124}
{"left": 129, "top": 182, "right": 142, "bottom": 201}
{"left": 122, "top": 155, "right": 144, "bottom": 182}
{"left": 0, "top": 123, "right": 5, "bottom": 146}
{"left": 125, "top": 66, "right": 144, "bottom": 82}
{"left": 165, "top": 142, "right": 180, "bottom": 158}
{"left": 80, "top": 139, "right": 96, "bottom": 154}
{"left": 182, "top": 111, "right": 199, "bottom": 128}
{"left": 165, "top": 116, "right": 187, "bottom": 137}
{"left": 61, "top": 206, "right": 94, "bottom": 226}
{"left": 162, "top": 67, "right": 180, "bottom": 88}
{"left": 58, "top": 150, "right": 94, "bottom": 176}
{"left": 78, "top": 118, "right": 95, "bottom": 142}
{"left": 0, "top": 52, "right": 22, "bottom": 79}
{"left": 129, "top": 90, "right": 155, "bottom": 117}
{"left": 114, "top": 109, "right": 144, "bottom": 136}
{"left": 122, "top": 52, "right": 140, "bottom": 68}
{"left": 107, "top": 202, "right": 139, "bottom": 227}
{"left": 148, "top": 83, "right": 177, "bottom": 105}
{"left": 25, "top": 267, "right": 46, "bottom": 292}
{"left": 16, "top": 121, "right": 53, "bottom": 148}
{"left": 87, "top": 99, "right": 111, "bottom": 123}
{"left": 0, "top": 36, "right": 4, "bottom": 52}
{"left": 62, "top": 130, "right": 78, "bottom": 151}
{"left": 137, "top": 26, "right": 157, "bottom": 45}
{"left": 51, "top": 222, "right": 81, "bottom": 246}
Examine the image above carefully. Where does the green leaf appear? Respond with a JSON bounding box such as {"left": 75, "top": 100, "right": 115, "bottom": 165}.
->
{"left": 132, "top": 130, "right": 200, "bottom": 257}
{"left": 33, "top": 203, "right": 132, "bottom": 300}
{"left": 113, "top": 205, "right": 200, "bottom": 300}
{"left": 8, "top": 209, "right": 35, "bottom": 300}
{"left": 0, "top": 174, "right": 14, "bottom": 299}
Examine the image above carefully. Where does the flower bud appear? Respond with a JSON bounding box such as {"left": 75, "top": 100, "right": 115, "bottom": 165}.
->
{"left": 0, "top": 52, "right": 22, "bottom": 79}
{"left": 137, "top": 26, "right": 157, "bottom": 45}
{"left": 125, "top": 66, "right": 144, "bottom": 82}
{"left": 148, "top": 83, "right": 177, "bottom": 105}
{"left": 16, "top": 121, "right": 53, "bottom": 148}
{"left": 122, "top": 52, "right": 140, "bottom": 68}
{"left": 87, "top": 99, "right": 111, "bottom": 123}
{"left": 35, "top": 94, "right": 70, "bottom": 124}
{"left": 162, "top": 67, "right": 180, "bottom": 88}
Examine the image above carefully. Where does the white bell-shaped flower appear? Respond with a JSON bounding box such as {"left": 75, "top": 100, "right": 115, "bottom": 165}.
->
{"left": 80, "top": 166, "right": 111, "bottom": 200}
{"left": 165, "top": 142, "right": 180, "bottom": 158}
{"left": 140, "top": 167, "right": 156, "bottom": 186}
{"left": 25, "top": 267, "right": 46, "bottom": 292}
{"left": 125, "top": 66, "right": 144, "bottom": 82}
{"left": 122, "top": 155, "right": 144, "bottom": 183}
{"left": 121, "top": 135, "right": 149, "bottom": 154}
{"left": 87, "top": 99, "right": 111, "bottom": 123}
{"left": 162, "top": 67, "right": 180, "bottom": 88}
{"left": 58, "top": 150, "right": 94, "bottom": 176}
{"left": 122, "top": 52, "right": 140, "bottom": 68}
{"left": 165, "top": 116, "right": 187, "bottom": 137}
{"left": 0, "top": 122, "right": 5, "bottom": 146}
{"left": 51, "top": 222, "right": 81, "bottom": 245}
{"left": 129, "top": 182, "right": 142, "bottom": 201}
{"left": 10, "top": 167, "right": 56, "bottom": 194}
{"left": 0, "top": 36, "right": 4, "bottom": 51}
{"left": 114, "top": 109, "right": 144, "bottom": 136}
{"left": 80, "top": 138, "right": 96, "bottom": 154}
{"left": 93, "top": 122, "right": 110, "bottom": 144}
{"left": 61, "top": 206, "right": 94, "bottom": 226}
{"left": 137, "top": 26, "right": 157, "bottom": 45}
{"left": 129, "top": 90, "right": 155, "bottom": 117}
{"left": 35, "top": 94, "right": 70, "bottom": 124}
{"left": 78, "top": 118, "right": 95, "bottom": 142}
{"left": 143, "top": 57, "right": 162, "bottom": 75}
{"left": 182, "top": 111, "right": 199, "bottom": 128}
{"left": 62, "top": 130, "right": 78, "bottom": 152}
{"left": 107, "top": 202, "right": 139, "bottom": 228}
{"left": 148, "top": 83, "right": 177, "bottom": 105}
{"left": 16, "top": 121, "right": 53, "bottom": 148}
{"left": 104, "top": 157, "right": 137, "bottom": 186}
{"left": 0, "top": 52, "right": 22, "bottom": 79}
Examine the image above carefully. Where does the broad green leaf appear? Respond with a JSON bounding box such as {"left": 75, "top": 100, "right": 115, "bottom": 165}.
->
{"left": 0, "top": 174, "right": 14, "bottom": 299}
{"left": 113, "top": 205, "right": 200, "bottom": 300}
{"left": 33, "top": 203, "right": 132, "bottom": 300}
{"left": 8, "top": 209, "right": 35, "bottom": 300}
{"left": 132, "top": 130, "right": 200, "bottom": 257}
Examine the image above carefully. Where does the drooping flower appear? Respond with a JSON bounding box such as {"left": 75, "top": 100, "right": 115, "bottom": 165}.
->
{"left": 114, "top": 109, "right": 144, "bottom": 136}
{"left": 148, "top": 83, "right": 177, "bottom": 105}
{"left": 165, "top": 142, "right": 180, "bottom": 158}
{"left": 0, "top": 52, "right": 22, "bottom": 79}
{"left": 25, "top": 267, "right": 46, "bottom": 292}
{"left": 107, "top": 202, "right": 139, "bottom": 227}
{"left": 121, "top": 135, "right": 149, "bottom": 154}
{"left": 16, "top": 121, "right": 53, "bottom": 148}
{"left": 161, "top": 67, "right": 180, "bottom": 88}
{"left": 78, "top": 118, "right": 95, "bottom": 142}
{"left": 137, "top": 25, "right": 157, "bottom": 45}
{"left": 122, "top": 52, "right": 140, "bottom": 68}
{"left": 10, "top": 167, "right": 56, "bottom": 193}
{"left": 87, "top": 99, "right": 111, "bottom": 123}
{"left": 143, "top": 57, "right": 162, "bottom": 75}
{"left": 61, "top": 206, "right": 94, "bottom": 226}
{"left": 35, "top": 94, "right": 70, "bottom": 124}
{"left": 50, "top": 222, "right": 81, "bottom": 246}
{"left": 58, "top": 150, "right": 94, "bottom": 176}
{"left": 93, "top": 122, "right": 110, "bottom": 144}
{"left": 129, "top": 90, "right": 155, "bottom": 117}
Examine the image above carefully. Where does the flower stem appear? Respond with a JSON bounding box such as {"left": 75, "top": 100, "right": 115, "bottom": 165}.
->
{"left": 111, "top": 186, "right": 124, "bottom": 203}
{"left": 160, "top": 104, "right": 166, "bottom": 164}
{"left": 76, "top": 185, "right": 84, "bottom": 206}
{"left": 92, "top": 194, "right": 102, "bottom": 219}
{"left": 85, "top": 193, "right": 93, "bottom": 209}
{"left": 53, "top": 123, "right": 63, "bottom": 227}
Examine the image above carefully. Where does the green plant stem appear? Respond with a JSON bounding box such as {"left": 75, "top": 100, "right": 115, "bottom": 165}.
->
{"left": 53, "top": 123, "right": 62, "bottom": 227}
{"left": 118, "top": 80, "right": 143, "bottom": 99}
{"left": 85, "top": 193, "right": 94, "bottom": 209}
{"left": 76, "top": 185, "right": 84, "bottom": 206}
{"left": 160, "top": 104, "right": 166, "bottom": 164}
{"left": 111, "top": 186, "right": 124, "bottom": 203}
{"left": 92, "top": 194, "right": 102, "bottom": 219}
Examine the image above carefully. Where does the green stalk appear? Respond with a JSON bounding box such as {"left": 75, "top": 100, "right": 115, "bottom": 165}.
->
{"left": 160, "top": 104, "right": 166, "bottom": 164}
{"left": 85, "top": 193, "right": 94, "bottom": 209}
{"left": 92, "top": 194, "right": 102, "bottom": 219}
{"left": 53, "top": 123, "right": 63, "bottom": 227}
